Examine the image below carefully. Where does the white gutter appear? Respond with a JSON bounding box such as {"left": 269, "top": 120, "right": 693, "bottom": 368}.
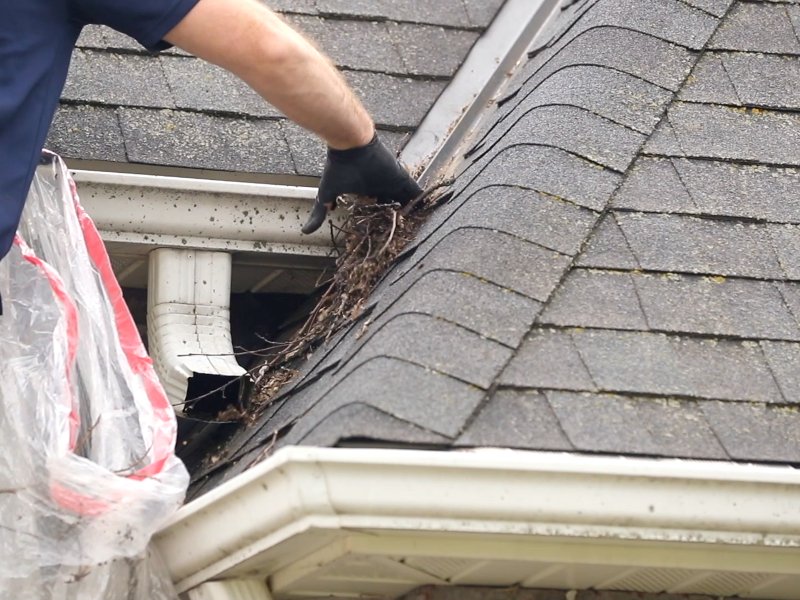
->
{"left": 400, "top": 0, "right": 563, "bottom": 184}
{"left": 70, "top": 170, "right": 339, "bottom": 256}
{"left": 155, "top": 448, "right": 800, "bottom": 599}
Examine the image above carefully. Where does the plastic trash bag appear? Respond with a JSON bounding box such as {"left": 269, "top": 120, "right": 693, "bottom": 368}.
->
{"left": 0, "top": 152, "right": 189, "bottom": 599}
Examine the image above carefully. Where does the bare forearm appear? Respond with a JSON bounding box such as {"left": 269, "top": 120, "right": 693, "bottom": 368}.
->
{"left": 165, "top": 0, "right": 374, "bottom": 149}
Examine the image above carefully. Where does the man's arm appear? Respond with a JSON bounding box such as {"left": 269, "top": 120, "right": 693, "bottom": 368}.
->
{"left": 164, "top": 0, "right": 422, "bottom": 233}
{"left": 164, "top": 0, "right": 374, "bottom": 150}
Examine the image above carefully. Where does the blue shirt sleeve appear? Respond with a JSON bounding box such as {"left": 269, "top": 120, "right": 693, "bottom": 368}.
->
{"left": 70, "top": 0, "right": 200, "bottom": 51}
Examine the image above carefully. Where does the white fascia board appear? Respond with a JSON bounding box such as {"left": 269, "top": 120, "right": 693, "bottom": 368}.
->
{"left": 155, "top": 447, "right": 800, "bottom": 594}
{"left": 70, "top": 170, "right": 340, "bottom": 257}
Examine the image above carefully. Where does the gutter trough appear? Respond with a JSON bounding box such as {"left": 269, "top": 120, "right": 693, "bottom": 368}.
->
{"left": 155, "top": 447, "right": 800, "bottom": 599}
{"left": 70, "top": 170, "right": 334, "bottom": 257}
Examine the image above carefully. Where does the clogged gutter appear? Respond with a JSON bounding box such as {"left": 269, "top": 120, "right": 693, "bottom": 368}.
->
{"left": 246, "top": 186, "right": 451, "bottom": 419}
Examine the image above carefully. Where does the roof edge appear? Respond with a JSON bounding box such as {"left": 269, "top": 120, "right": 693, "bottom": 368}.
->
{"left": 155, "top": 447, "right": 800, "bottom": 596}
{"left": 400, "top": 0, "right": 562, "bottom": 183}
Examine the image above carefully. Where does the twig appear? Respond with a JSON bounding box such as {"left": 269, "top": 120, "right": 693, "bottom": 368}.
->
{"left": 379, "top": 209, "right": 398, "bottom": 256}
{"left": 249, "top": 184, "right": 452, "bottom": 411}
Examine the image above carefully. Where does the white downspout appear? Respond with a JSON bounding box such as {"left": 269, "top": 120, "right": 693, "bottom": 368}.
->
{"left": 147, "top": 248, "right": 246, "bottom": 413}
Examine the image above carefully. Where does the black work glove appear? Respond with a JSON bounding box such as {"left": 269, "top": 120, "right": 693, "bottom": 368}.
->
{"left": 302, "top": 133, "right": 423, "bottom": 234}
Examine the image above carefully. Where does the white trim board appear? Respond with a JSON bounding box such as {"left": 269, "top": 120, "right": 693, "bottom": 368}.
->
{"left": 155, "top": 447, "right": 800, "bottom": 599}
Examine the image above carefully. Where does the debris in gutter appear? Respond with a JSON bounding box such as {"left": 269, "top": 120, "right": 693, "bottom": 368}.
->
{"left": 247, "top": 184, "right": 452, "bottom": 419}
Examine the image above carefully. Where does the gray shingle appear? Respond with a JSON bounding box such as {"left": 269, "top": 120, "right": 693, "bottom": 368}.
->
{"left": 701, "top": 401, "right": 800, "bottom": 462}
{"left": 528, "top": 0, "right": 598, "bottom": 56}
{"left": 248, "top": 373, "right": 338, "bottom": 446}
{"left": 546, "top": 391, "right": 728, "bottom": 459}
{"left": 634, "top": 273, "right": 800, "bottom": 341}
{"left": 541, "top": 270, "right": 649, "bottom": 331}
{"left": 118, "top": 108, "right": 295, "bottom": 174}
{"left": 63, "top": 50, "right": 174, "bottom": 108}
{"left": 677, "top": 159, "right": 800, "bottom": 224}
{"left": 457, "top": 390, "right": 573, "bottom": 450}
{"left": 287, "top": 16, "right": 405, "bottom": 73}
{"left": 75, "top": 25, "right": 145, "bottom": 54}
{"left": 642, "top": 118, "right": 684, "bottom": 156}
{"left": 274, "top": 119, "right": 325, "bottom": 176}
{"left": 612, "top": 157, "right": 696, "bottom": 214}
{"left": 344, "top": 70, "right": 446, "bottom": 129}
{"left": 388, "top": 23, "right": 479, "bottom": 77}
{"left": 394, "top": 227, "right": 572, "bottom": 302}
{"left": 678, "top": 53, "right": 740, "bottom": 105}
{"left": 778, "top": 282, "right": 800, "bottom": 326}
{"left": 722, "top": 52, "right": 800, "bottom": 109}
{"left": 790, "top": 4, "right": 800, "bottom": 36}
{"left": 65, "top": 0, "right": 483, "bottom": 179}
{"left": 679, "top": 0, "right": 733, "bottom": 18}
{"left": 575, "top": 591, "right": 721, "bottom": 600}
{"left": 160, "top": 56, "right": 280, "bottom": 118}
{"left": 498, "top": 328, "right": 597, "bottom": 391}
{"left": 573, "top": 329, "right": 785, "bottom": 403}
{"left": 615, "top": 213, "right": 786, "bottom": 279}
{"left": 762, "top": 342, "right": 800, "bottom": 402}
{"left": 769, "top": 224, "right": 800, "bottom": 279}
{"left": 410, "top": 186, "right": 597, "bottom": 259}
{"left": 463, "top": 0, "right": 505, "bottom": 27}
{"left": 522, "top": 29, "right": 696, "bottom": 113}
{"left": 661, "top": 102, "right": 800, "bottom": 165}
{"left": 343, "top": 313, "right": 513, "bottom": 389}
{"left": 495, "top": 27, "right": 691, "bottom": 163}
{"left": 556, "top": 0, "right": 720, "bottom": 51}
{"left": 297, "top": 403, "right": 453, "bottom": 447}
{"left": 616, "top": 158, "right": 800, "bottom": 224}
{"left": 476, "top": 66, "right": 672, "bottom": 163}
{"left": 457, "top": 145, "right": 622, "bottom": 212}
{"left": 474, "top": 105, "right": 645, "bottom": 172}
{"left": 576, "top": 215, "right": 640, "bottom": 270}
{"left": 383, "top": 270, "right": 542, "bottom": 348}
{"left": 545, "top": 269, "right": 800, "bottom": 341}
{"left": 46, "top": 105, "right": 127, "bottom": 162}
{"left": 710, "top": 2, "right": 800, "bottom": 54}
{"left": 75, "top": 25, "right": 107, "bottom": 49}
{"left": 295, "top": 357, "right": 484, "bottom": 439}
{"left": 314, "top": 0, "right": 472, "bottom": 28}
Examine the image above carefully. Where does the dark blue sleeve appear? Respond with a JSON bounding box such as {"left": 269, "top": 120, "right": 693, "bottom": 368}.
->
{"left": 71, "top": 0, "right": 200, "bottom": 51}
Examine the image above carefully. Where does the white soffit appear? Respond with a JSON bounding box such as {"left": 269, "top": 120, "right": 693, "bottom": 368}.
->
{"left": 154, "top": 447, "right": 800, "bottom": 599}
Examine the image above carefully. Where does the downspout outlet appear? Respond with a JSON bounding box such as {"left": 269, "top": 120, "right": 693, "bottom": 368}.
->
{"left": 147, "top": 248, "right": 246, "bottom": 414}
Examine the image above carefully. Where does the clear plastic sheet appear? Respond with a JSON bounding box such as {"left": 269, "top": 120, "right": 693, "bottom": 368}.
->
{"left": 0, "top": 153, "right": 189, "bottom": 599}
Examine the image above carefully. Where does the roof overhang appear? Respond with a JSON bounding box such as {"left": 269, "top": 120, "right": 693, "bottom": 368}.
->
{"left": 154, "top": 447, "right": 800, "bottom": 599}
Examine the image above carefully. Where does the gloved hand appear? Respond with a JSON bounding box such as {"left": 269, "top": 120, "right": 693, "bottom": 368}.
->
{"left": 302, "top": 133, "right": 423, "bottom": 234}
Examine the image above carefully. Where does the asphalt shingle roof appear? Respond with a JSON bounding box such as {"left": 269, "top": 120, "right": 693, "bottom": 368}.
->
{"left": 94, "top": 0, "right": 800, "bottom": 497}
{"left": 46, "top": 1, "right": 492, "bottom": 177}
